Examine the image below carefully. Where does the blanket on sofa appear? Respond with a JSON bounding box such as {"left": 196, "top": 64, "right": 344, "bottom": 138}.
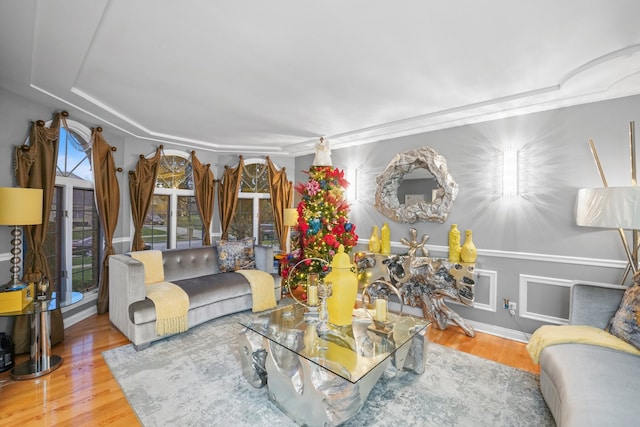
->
{"left": 146, "top": 281, "right": 189, "bottom": 336}
{"left": 526, "top": 324, "right": 640, "bottom": 363}
{"left": 236, "top": 269, "right": 276, "bottom": 312}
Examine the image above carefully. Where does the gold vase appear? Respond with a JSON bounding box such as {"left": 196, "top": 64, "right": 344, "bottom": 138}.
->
{"left": 325, "top": 245, "right": 358, "bottom": 326}
{"left": 448, "top": 224, "right": 461, "bottom": 262}
{"left": 461, "top": 229, "right": 477, "bottom": 263}
{"left": 381, "top": 222, "right": 391, "bottom": 255}
{"left": 368, "top": 225, "right": 381, "bottom": 253}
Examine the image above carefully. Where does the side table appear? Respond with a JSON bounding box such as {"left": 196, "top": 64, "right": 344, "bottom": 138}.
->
{"left": 0, "top": 291, "right": 82, "bottom": 380}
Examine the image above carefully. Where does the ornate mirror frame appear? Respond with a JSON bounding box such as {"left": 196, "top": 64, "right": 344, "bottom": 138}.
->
{"left": 374, "top": 146, "right": 458, "bottom": 223}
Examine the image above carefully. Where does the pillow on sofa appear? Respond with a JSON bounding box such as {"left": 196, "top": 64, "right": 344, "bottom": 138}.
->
{"left": 607, "top": 283, "right": 640, "bottom": 350}
{"left": 217, "top": 238, "right": 256, "bottom": 272}
{"left": 130, "top": 250, "right": 165, "bottom": 285}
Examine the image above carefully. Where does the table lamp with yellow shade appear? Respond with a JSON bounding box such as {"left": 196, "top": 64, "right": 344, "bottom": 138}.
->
{"left": 0, "top": 187, "right": 43, "bottom": 288}
{"left": 283, "top": 207, "right": 298, "bottom": 253}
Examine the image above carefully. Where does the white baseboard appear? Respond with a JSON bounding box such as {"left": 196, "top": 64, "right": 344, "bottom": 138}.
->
{"left": 464, "top": 319, "right": 532, "bottom": 343}
{"left": 399, "top": 300, "right": 531, "bottom": 343}
{"left": 63, "top": 304, "right": 98, "bottom": 328}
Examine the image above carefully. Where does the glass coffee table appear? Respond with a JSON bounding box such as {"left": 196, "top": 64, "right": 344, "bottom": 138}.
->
{"left": 239, "top": 303, "right": 430, "bottom": 426}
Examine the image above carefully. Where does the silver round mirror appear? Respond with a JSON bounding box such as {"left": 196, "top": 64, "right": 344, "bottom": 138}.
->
{"left": 374, "top": 146, "right": 458, "bottom": 223}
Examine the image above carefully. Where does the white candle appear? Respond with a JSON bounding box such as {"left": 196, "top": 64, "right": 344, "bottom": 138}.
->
{"left": 308, "top": 285, "right": 318, "bottom": 306}
{"left": 375, "top": 298, "right": 387, "bottom": 322}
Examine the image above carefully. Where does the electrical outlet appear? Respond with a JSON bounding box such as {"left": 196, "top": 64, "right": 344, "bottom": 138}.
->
{"left": 508, "top": 301, "right": 517, "bottom": 311}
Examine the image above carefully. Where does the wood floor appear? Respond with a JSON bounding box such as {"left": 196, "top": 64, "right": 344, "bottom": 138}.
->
{"left": 0, "top": 314, "right": 539, "bottom": 426}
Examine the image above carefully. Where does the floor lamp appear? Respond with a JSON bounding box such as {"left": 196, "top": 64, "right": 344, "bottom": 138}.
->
{"left": 0, "top": 187, "right": 43, "bottom": 288}
{"left": 578, "top": 122, "right": 640, "bottom": 284}
{"left": 576, "top": 187, "right": 640, "bottom": 282}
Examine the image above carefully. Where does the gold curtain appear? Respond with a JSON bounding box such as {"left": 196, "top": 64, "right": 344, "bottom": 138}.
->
{"left": 129, "top": 147, "right": 162, "bottom": 251}
{"left": 266, "top": 157, "right": 293, "bottom": 251}
{"left": 13, "top": 113, "right": 63, "bottom": 353}
{"left": 92, "top": 128, "right": 120, "bottom": 314}
{"left": 218, "top": 156, "right": 244, "bottom": 240}
{"left": 191, "top": 151, "right": 215, "bottom": 246}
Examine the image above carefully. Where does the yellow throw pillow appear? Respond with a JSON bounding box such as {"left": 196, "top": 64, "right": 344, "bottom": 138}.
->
{"left": 130, "top": 250, "right": 165, "bottom": 285}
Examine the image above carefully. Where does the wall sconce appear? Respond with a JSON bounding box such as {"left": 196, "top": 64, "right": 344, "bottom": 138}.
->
{"left": 0, "top": 187, "right": 43, "bottom": 287}
{"left": 502, "top": 146, "right": 519, "bottom": 198}
{"left": 346, "top": 168, "right": 358, "bottom": 201}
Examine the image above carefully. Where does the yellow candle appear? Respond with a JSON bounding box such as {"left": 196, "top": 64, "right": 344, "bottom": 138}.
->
{"left": 375, "top": 298, "right": 387, "bottom": 322}
{"left": 308, "top": 285, "right": 318, "bottom": 306}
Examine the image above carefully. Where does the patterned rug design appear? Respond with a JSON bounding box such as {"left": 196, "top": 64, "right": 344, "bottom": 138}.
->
{"left": 102, "top": 310, "right": 555, "bottom": 427}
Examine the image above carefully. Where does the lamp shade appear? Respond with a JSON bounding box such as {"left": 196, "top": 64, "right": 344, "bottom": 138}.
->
{"left": 0, "top": 187, "right": 43, "bottom": 225}
{"left": 576, "top": 187, "right": 640, "bottom": 229}
{"left": 284, "top": 208, "right": 298, "bottom": 227}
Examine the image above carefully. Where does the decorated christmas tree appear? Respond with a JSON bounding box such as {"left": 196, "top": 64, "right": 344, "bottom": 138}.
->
{"left": 282, "top": 139, "right": 358, "bottom": 291}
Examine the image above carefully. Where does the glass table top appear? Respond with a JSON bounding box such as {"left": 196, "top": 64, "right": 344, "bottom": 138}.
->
{"left": 0, "top": 291, "right": 83, "bottom": 317}
{"left": 240, "top": 303, "right": 430, "bottom": 384}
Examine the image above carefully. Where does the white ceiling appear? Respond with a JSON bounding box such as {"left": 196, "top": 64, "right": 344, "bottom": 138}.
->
{"left": 3, "top": 1, "right": 640, "bottom": 156}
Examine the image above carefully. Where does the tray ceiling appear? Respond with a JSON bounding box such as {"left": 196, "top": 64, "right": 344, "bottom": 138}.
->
{"left": 2, "top": 0, "right": 640, "bottom": 155}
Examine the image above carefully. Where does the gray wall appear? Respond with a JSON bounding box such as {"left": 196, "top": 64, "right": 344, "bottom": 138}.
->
{"left": 295, "top": 95, "right": 640, "bottom": 338}
{"left": 2, "top": 84, "right": 638, "bottom": 339}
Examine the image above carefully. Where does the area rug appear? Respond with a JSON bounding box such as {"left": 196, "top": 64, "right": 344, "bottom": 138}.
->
{"left": 102, "top": 311, "right": 555, "bottom": 427}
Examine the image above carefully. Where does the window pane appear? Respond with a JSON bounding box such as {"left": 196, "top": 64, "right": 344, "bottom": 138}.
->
{"left": 145, "top": 195, "right": 169, "bottom": 250}
{"left": 176, "top": 196, "right": 203, "bottom": 248}
{"left": 157, "top": 155, "right": 193, "bottom": 189}
{"left": 240, "top": 163, "right": 269, "bottom": 193}
{"left": 259, "top": 199, "right": 277, "bottom": 246}
{"left": 230, "top": 199, "right": 253, "bottom": 240}
{"left": 44, "top": 187, "right": 63, "bottom": 293}
{"left": 71, "top": 188, "right": 99, "bottom": 293}
{"left": 57, "top": 127, "right": 92, "bottom": 180}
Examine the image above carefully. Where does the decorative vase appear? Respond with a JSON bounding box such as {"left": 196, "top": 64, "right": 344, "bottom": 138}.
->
{"left": 325, "top": 244, "right": 358, "bottom": 326}
{"left": 461, "top": 229, "right": 477, "bottom": 263}
{"left": 368, "top": 225, "right": 381, "bottom": 253}
{"left": 380, "top": 222, "right": 391, "bottom": 255}
{"left": 448, "top": 224, "right": 461, "bottom": 262}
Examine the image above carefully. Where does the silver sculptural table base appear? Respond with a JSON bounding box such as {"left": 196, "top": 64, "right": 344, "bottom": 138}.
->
{"left": 240, "top": 310, "right": 429, "bottom": 427}
{"left": 11, "top": 306, "right": 62, "bottom": 379}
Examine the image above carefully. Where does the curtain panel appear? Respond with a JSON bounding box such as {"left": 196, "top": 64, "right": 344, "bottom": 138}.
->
{"left": 129, "top": 147, "right": 162, "bottom": 251}
{"left": 266, "top": 157, "right": 293, "bottom": 251}
{"left": 191, "top": 152, "right": 215, "bottom": 246}
{"left": 91, "top": 128, "right": 120, "bottom": 314}
{"left": 218, "top": 156, "right": 244, "bottom": 240}
{"left": 13, "top": 113, "right": 63, "bottom": 353}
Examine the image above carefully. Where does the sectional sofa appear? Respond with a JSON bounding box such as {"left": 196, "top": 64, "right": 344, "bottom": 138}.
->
{"left": 535, "top": 281, "right": 640, "bottom": 426}
{"left": 109, "top": 244, "right": 281, "bottom": 350}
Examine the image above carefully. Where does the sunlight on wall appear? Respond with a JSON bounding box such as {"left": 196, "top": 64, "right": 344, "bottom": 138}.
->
{"left": 502, "top": 145, "right": 519, "bottom": 198}
{"left": 346, "top": 168, "right": 357, "bottom": 202}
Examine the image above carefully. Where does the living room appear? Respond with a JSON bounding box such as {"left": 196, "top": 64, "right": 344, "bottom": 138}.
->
{"left": 2, "top": 1, "right": 640, "bottom": 426}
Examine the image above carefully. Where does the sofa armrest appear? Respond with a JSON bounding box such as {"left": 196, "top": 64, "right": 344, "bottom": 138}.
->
{"left": 109, "top": 254, "right": 147, "bottom": 338}
{"left": 569, "top": 281, "right": 627, "bottom": 328}
{"left": 254, "top": 245, "right": 275, "bottom": 273}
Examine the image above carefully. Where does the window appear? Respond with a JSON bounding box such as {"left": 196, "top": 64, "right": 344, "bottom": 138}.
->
{"left": 40, "top": 121, "right": 101, "bottom": 305}
{"left": 144, "top": 151, "right": 203, "bottom": 250}
{"left": 230, "top": 160, "right": 277, "bottom": 248}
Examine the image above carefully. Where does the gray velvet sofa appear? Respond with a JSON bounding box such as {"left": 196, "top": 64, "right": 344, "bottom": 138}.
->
{"left": 538, "top": 281, "right": 640, "bottom": 426}
{"left": 109, "top": 245, "right": 281, "bottom": 350}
